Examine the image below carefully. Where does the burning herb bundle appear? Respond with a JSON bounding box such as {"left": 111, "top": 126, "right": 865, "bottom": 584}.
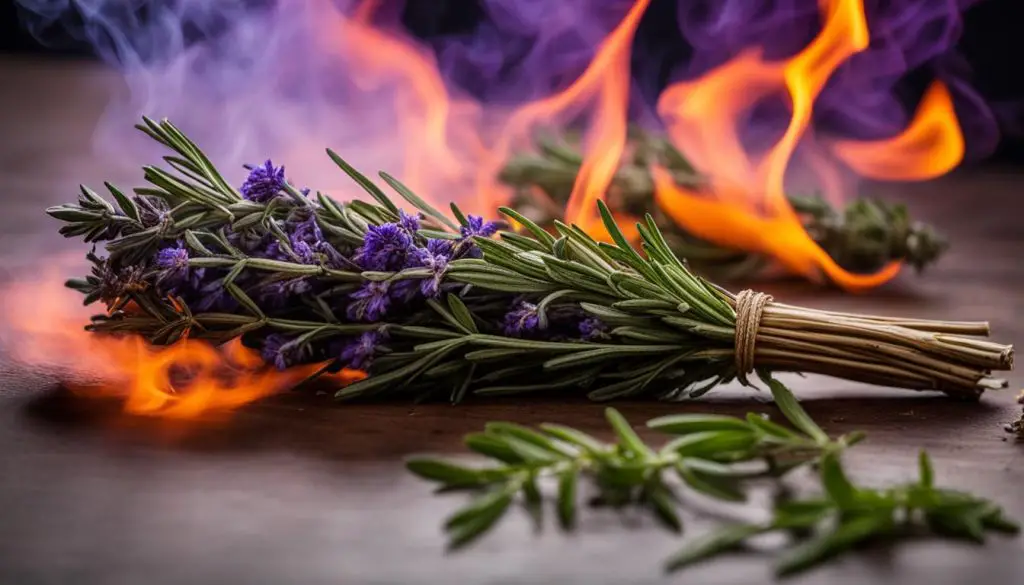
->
{"left": 500, "top": 128, "right": 949, "bottom": 284}
{"left": 407, "top": 383, "right": 1019, "bottom": 577}
{"left": 48, "top": 118, "right": 1011, "bottom": 406}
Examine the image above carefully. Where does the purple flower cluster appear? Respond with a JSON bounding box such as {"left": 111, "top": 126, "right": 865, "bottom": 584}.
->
{"left": 143, "top": 160, "right": 512, "bottom": 374}
{"left": 339, "top": 329, "right": 389, "bottom": 370}
{"left": 240, "top": 160, "right": 286, "bottom": 203}
{"left": 501, "top": 298, "right": 608, "bottom": 342}
{"left": 345, "top": 214, "right": 499, "bottom": 323}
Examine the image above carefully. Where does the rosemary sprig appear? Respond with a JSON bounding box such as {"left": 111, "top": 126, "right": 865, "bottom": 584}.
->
{"left": 407, "top": 378, "right": 862, "bottom": 548}
{"left": 46, "top": 117, "right": 1012, "bottom": 407}
{"left": 407, "top": 381, "right": 1018, "bottom": 578}
{"left": 499, "top": 128, "right": 948, "bottom": 282}
{"left": 666, "top": 450, "right": 1019, "bottom": 577}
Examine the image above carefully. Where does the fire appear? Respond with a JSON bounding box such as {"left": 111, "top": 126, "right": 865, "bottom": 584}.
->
{"left": 14, "top": 0, "right": 969, "bottom": 419}
{"left": 311, "top": 0, "right": 962, "bottom": 290}
{"left": 1, "top": 258, "right": 363, "bottom": 419}
{"left": 651, "top": 0, "right": 962, "bottom": 290}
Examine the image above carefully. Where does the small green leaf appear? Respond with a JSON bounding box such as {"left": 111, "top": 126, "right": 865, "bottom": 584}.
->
{"left": 326, "top": 149, "right": 399, "bottom": 214}
{"left": 918, "top": 451, "right": 934, "bottom": 488}
{"left": 405, "top": 457, "right": 494, "bottom": 486}
{"left": 664, "top": 524, "right": 764, "bottom": 572}
{"left": 446, "top": 293, "right": 479, "bottom": 333}
{"left": 380, "top": 171, "right": 459, "bottom": 231}
{"left": 765, "top": 377, "right": 828, "bottom": 444}
{"left": 540, "top": 424, "right": 608, "bottom": 455}
{"left": 661, "top": 430, "right": 758, "bottom": 460}
{"left": 605, "top": 408, "right": 654, "bottom": 459}
{"left": 464, "top": 433, "right": 524, "bottom": 464}
{"left": 449, "top": 202, "right": 468, "bottom": 226}
{"left": 485, "top": 422, "right": 575, "bottom": 457}
{"left": 444, "top": 489, "right": 514, "bottom": 549}
{"left": 647, "top": 482, "right": 683, "bottom": 533}
{"left": 676, "top": 463, "right": 747, "bottom": 502}
{"left": 775, "top": 513, "right": 890, "bottom": 576}
{"left": 557, "top": 469, "right": 578, "bottom": 529}
{"left": 647, "top": 413, "right": 751, "bottom": 435}
{"left": 744, "top": 412, "right": 800, "bottom": 439}
{"left": 820, "top": 451, "right": 857, "bottom": 508}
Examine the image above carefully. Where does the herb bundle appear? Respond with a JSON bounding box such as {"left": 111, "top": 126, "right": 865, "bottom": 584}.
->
{"left": 48, "top": 118, "right": 1012, "bottom": 404}
{"left": 500, "top": 128, "right": 949, "bottom": 283}
{"left": 407, "top": 381, "right": 1019, "bottom": 577}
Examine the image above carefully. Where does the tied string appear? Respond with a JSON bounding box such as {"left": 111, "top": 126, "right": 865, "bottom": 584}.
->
{"left": 734, "top": 289, "right": 772, "bottom": 384}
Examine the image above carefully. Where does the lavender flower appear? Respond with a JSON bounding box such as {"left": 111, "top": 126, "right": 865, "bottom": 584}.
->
{"left": 240, "top": 160, "right": 286, "bottom": 203}
{"left": 578, "top": 316, "right": 609, "bottom": 341}
{"left": 256, "top": 277, "right": 312, "bottom": 309}
{"left": 354, "top": 223, "right": 413, "bottom": 271}
{"left": 292, "top": 240, "right": 316, "bottom": 265}
{"left": 398, "top": 210, "right": 421, "bottom": 235}
{"left": 97, "top": 260, "right": 146, "bottom": 305}
{"left": 154, "top": 242, "right": 205, "bottom": 294}
{"left": 339, "top": 329, "right": 388, "bottom": 370}
{"left": 460, "top": 215, "right": 500, "bottom": 239}
{"left": 192, "top": 277, "right": 238, "bottom": 312}
{"left": 347, "top": 280, "right": 391, "bottom": 322}
{"left": 502, "top": 300, "right": 541, "bottom": 338}
{"left": 289, "top": 213, "right": 323, "bottom": 246}
{"left": 407, "top": 238, "right": 453, "bottom": 298}
{"left": 260, "top": 333, "right": 309, "bottom": 370}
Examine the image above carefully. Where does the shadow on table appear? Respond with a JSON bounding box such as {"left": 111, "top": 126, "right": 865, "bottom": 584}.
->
{"left": 19, "top": 382, "right": 1006, "bottom": 462}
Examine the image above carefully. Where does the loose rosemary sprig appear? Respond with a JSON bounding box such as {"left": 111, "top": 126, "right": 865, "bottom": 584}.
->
{"left": 407, "top": 378, "right": 861, "bottom": 547}
{"left": 500, "top": 128, "right": 948, "bottom": 282}
{"left": 407, "top": 381, "right": 1018, "bottom": 577}
{"left": 666, "top": 450, "right": 1018, "bottom": 576}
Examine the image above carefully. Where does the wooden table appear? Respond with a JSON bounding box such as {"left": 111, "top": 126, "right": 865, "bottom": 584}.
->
{"left": 0, "top": 57, "right": 1021, "bottom": 585}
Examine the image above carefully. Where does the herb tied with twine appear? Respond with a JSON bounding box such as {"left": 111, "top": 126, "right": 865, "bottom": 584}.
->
{"left": 47, "top": 118, "right": 1011, "bottom": 404}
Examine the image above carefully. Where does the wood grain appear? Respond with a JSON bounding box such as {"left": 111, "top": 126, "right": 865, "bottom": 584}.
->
{"left": 0, "top": 58, "right": 1021, "bottom": 585}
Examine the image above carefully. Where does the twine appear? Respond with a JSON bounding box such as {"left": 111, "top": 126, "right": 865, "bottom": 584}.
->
{"left": 734, "top": 289, "right": 772, "bottom": 384}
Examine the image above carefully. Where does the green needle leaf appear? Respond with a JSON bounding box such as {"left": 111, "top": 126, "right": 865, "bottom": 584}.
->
{"left": 405, "top": 457, "right": 495, "bottom": 487}
{"left": 820, "top": 451, "right": 857, "bottom": 508}
{"left": 605, "top": 408, "right": 654, "bottom": 459}
{"left": 445, "top": 488, "right": 515, "bottom": 550}
{"left": 775, "top": 514, "right": 890, "bottom": 577}
{"left": 664, "top": 524, "right": 764, "bottom": 572}
{"left": 918, "top": 450, "right": 934, "bottom": 488}
{"left": 557, "top": 468, "right": 578, "bottom": 529}
{"left": 647, "top": 413, "right": 752, "bottom": 435}
{"left": 765, "top": 377, "right": 828, "bottom": 444}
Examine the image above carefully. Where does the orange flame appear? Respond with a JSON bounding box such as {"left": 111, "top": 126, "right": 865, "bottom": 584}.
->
{"left": 651, "top": 0, "right": 963, "bottom": 290}
{"left": 1, "top": 259, "right": 363, "bottom": 419}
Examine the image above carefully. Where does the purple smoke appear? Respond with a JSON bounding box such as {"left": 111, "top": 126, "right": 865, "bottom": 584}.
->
{"left": 12, "top": 0, "right": 1005, "bottom": 183}
{"left": 664, "top": 0, "right": 999, "bottom": 159}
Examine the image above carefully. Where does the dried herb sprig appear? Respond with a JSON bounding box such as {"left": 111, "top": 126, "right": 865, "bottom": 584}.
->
{"left": 499, "top": 128, "right": 948, "bottom": 282}
{"left": 407, "top": 381, "right": 1018, "bottom": 578}
{"left": 48, "top": 118, "right": 1011, "bottom": 406}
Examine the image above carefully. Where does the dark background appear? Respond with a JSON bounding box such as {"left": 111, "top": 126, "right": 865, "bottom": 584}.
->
{"left": 1, "top": 0, "right": 1022, "bottom": 163}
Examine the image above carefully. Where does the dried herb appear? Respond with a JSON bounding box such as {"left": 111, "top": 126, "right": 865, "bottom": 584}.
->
{"left": 407, "top": 383, "right": 1018, "bottom": 578}
{"left": 48, "top": 118, "right": 1011, "bottom": 405}
{"left": 499, "top": 128, "right": 948, "bottom": 283}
